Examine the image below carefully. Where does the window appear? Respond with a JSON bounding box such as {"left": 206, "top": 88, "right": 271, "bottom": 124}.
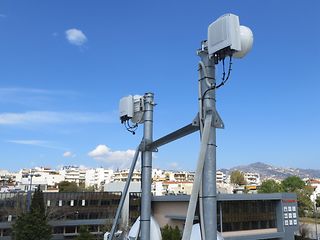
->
{"left": 53, "top": 227, "right": 64, "bottom": 234}
{"left": 69, "top": 200, "right": 74, "bottom": 207}
{"left": 89, "top": 200, "right": 99, "bottom": 206}
{"left": 221, "top": 200, "right": 277, "bottom": 232}
{"left": 65, "top": 226, "right": 76, "bottom": 234}
{"left": 101, "top": 200, "right": 110, "bottom": 206}
{"left": 89, "top": 212, "right": 99, "bottom": 219}
{"left": 3, "top": 228, "right": 11, "bottom": 236}
{"left": 88, "top": 225, "right": 99, "bottom": 232}
{"left": 78, "top": 213, "right": 88, "bottom": 219}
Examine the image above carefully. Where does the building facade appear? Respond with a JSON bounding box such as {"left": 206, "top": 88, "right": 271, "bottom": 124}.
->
{"left": 152, "top": 193, "right": 298, "bottom": 240}
{"left": 0, "top": 192, "right": 121, "bottom": 240}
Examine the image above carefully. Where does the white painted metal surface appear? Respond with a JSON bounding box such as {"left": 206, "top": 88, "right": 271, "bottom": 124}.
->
{"left": 190, "top": 224, "right": 224, "bottom": 240}
{"left": 127, "top": 216, "right": 162, "bottom": 240}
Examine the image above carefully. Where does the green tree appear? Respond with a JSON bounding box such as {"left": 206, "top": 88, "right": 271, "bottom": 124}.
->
{"left": 12, "top": 187, "right": 51, "bottom": 240}
{"left": 58, "top": 181, "right": 95, "bottom": 192}
{"left": 281, "top": 176, "right": 313, "bottom": 217}
{"left": 30, "top": 186, "right": 45, "bottom": 215}
{"left": 58, "top": 181, "right": 79, "bottom": 192}
{"left": 171, "top": 226, "right": 181, "bottom": 240}
{"left": 258, "top": 179, "right": 282, "bottom": 193}
{"left": 161, "top": 225, "right": 181, "bottom": 240}
{"left": 230, "top": 170, "right": 247, "bottom": 186}
{"left": 282, "top": 176, "right": 305, "bottom": 193}
{"left": 75, "top": 226, "right": 94, "bottom": 240}
{"left": 316, "top": 196, "right": 320, "bottom": 208}
{"left": 161, "top": 225, "right": 171, "bottom": 240}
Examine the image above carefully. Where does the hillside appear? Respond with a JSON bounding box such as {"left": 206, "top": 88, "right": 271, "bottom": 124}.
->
{"left": 228, "top": 162, "right": 320, "bottom": 180}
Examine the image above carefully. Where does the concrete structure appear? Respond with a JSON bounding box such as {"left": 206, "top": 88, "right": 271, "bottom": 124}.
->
{"left": 152, "top": 193, "right": 298, "bottom": 240}
{"left": 0, "top": 192, "right": 122, "bottom": 240}
{"left": 0, "top": 191, "right": 298, "bottom": 240}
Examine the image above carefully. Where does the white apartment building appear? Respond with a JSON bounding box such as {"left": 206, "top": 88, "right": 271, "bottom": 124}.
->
{"left": 308, "top": 179, "right": 320, "bottom": 204}
{"left": 85, "top": 168, "right": 113, "bottom": 190}
{"left": 17, "top": 167, "right": 64, "bottom": 192}
{"left": 59, "top": 166, "right": 86, "bottom": 186}
{"left": 162, "top": 181, "right": 193, "bottom": 195}
{"left": 152, "top": 169, "right": 165, "bottom": 181}
{"left": 244, "top": 172, "right": 261, "bottom": 186}
{"left": 163, "top": 171, "right": 195, "bottom": 182}
{"left": 113, "top": 169, "right": 141, "bottom": 182}
{"left": 152, "top": 181, "right": 165, "bottom": 196}
{"left": 0, "top": 170, "right": 15, "bottom": 192}
{"left": 0, "top": 170, "right": 10, "bottom": 185}
{"left": 216, "top": 171, "right": 226, "bottom": 183}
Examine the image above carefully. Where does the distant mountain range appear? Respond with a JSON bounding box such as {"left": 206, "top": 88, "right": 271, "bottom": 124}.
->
{"left": 221, "top": 162, "right": 320, "bottom": 180}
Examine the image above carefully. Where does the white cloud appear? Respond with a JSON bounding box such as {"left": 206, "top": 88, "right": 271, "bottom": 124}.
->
{"left": 0, "top": 111, "right": 114, "bottom": 125}
{"left": 7, "top": 140, "right": 46, "bottom": 145}
{"left": 63, "top": 151, "right": 75, "bottom": 158}
{"left": 88, "top": 144, "right": 136, "bottom": 169}
{"left": 169, "top": 162, "right": 179, "bottom": 169}
{"left": 65, "top": 28, "right": 87, "bottom": 46}
{"left": 0, "top": 87, "right": 77, "bottom": 98}
{"left": 6, "top": 139, "right": 64, "bottom": 150}
{"left": 0, "top": 87, "right": 78, "bottom": 106}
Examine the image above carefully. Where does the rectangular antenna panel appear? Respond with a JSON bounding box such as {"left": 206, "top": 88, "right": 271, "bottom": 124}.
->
{"left": 208, "top": 13, "right": 241, "bottom": 57}
{"left": 119, "top": 95, "right": 134, "bottom": 122}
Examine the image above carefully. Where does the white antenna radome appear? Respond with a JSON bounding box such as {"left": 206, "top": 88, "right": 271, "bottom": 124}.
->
{"left": 233, "top": 25, "right": 253, "bottom": 59}
{"left": 207, "top": 13, "right": 253, "bottom": 59}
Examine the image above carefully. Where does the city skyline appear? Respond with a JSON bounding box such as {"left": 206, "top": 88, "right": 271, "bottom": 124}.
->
{"left": 0, "top": 1, "right": 319, "bottom": 171}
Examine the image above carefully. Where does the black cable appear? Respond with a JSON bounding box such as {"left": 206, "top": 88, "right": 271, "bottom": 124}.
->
{"left": 201, "top": 55, "right": 233, "bottom": 100}
{"left": 222, "top": 57, "right": 226, "bottom": 82}
{"left": 124, "top": 120, "right": 138, "bottom": 135}
{"left": 223, "top": 55, "right": 232, "bottom": 85}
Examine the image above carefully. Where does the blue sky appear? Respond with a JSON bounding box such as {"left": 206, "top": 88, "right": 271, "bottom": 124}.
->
{"left": 0, "top": 1, "right": 319, "bottom": 171}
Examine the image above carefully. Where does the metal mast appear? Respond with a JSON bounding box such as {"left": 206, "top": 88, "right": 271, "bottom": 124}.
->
{"left": 116, "top": 13, "right": 253, "bottom": 240}
{"left": 198, "top": 42, "right": 219, "bottom": 240}
{"left": 140, "top": 92, "right": 154, "bottom": 240}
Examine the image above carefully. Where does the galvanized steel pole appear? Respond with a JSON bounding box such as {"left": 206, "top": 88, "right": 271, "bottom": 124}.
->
{"left": 182, "top": 113, "right": 213, "bottom": 240}
{"left": 198, "top": 44, "right": 217, "bottom": 240}
{"left": 140, "top": 92, "right": 154, "bottom": 240}
{"left": 109, "top": 145, "right": 141, "bottom": 239}
{"left": 27, "top": 172, "right": 33, "bottom": 212}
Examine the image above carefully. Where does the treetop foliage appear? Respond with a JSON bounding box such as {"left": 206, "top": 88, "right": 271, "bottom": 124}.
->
{"left": 161, "top": 225, "right": 181, "bottom": 240}
{"left": 230, "top": 170, "right": 247, "bottom": 186}
{"left": 259, "top": 176, "right": 313, "bottom": 217}
{"left": 12, "top": 186, "right": 51, "bottom": 240}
